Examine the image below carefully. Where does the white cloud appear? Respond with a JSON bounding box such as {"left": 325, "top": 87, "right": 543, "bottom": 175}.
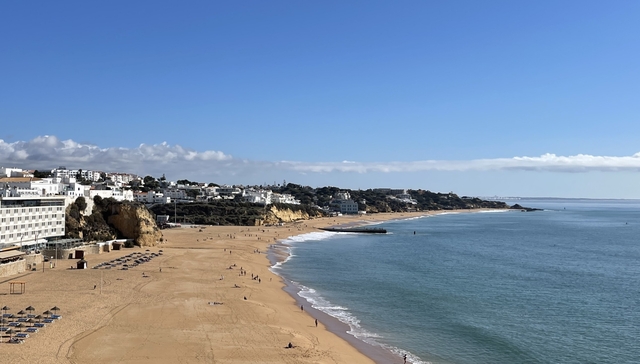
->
{"left": 1, "top": 136, "right": 640, "bottom": 179}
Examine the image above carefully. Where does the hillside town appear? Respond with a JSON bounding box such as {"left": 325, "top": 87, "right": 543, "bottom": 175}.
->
{"left": 0, "top": 165, "right": 416, "bottom": 249}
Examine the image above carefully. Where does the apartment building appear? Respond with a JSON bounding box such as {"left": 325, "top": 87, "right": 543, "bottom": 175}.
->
{"left": 0, "top": 189, "right": 66, "bottom": 247}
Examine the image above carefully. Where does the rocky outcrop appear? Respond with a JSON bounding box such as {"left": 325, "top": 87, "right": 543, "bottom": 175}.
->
{"left": 66, "top": 201, "right": 117, "bottom": 241}
{"left": 262, "top": 205, "right": 322, "bottom": 225}
{"left": 510, "top": 204, "right": 543, "bottom": 212}
{"left": 66, "top": 197, "right": 162, "bottom": 246}
{"left": 107, "top": 203, "right": 162, "bottom": 247}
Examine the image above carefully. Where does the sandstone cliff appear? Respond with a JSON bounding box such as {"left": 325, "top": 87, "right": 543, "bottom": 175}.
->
{"left": 261, "top": 205, "right": 321, "bottom": 225}
{"left": 107, "top": 203, "right": 162, "bottom": 247}
{"left": 66, "top": 197, "right": 162, "bottom": 246}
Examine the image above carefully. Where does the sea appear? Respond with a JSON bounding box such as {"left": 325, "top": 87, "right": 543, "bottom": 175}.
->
{"left": 269, "top": 199, "right": 640, "bottom": 364}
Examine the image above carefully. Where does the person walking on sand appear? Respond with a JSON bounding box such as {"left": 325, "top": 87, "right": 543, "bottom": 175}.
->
{"left": 403, "top": 354, "right": 407, "bottom": 363}
{"left": 315, "top": 319, "right": 318, "bottom": 327}
{"left": 300, "top": 305, "right": 304, "bottom": 312}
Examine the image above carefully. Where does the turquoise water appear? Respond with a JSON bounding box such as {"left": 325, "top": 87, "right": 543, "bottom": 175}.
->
{"left": 272, "top": 200, "right": 640, "bottom": 364}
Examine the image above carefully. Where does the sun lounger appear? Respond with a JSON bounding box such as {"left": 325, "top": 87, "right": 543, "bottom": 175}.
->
{"left": 8, "top": 322, "right": 21, "bottom": 327}
{"left": 2, "top": 313, "right": 14, "bottom": 318}
{"left": 52, "top": 314, "right": 62, "bottom": 319}
{"left": 33, "top": 323, "right": 45, "bottom": 328}
{"left": 27, "top": 314, "right": 36, "bottom": 318}
{"left": 15, "top": 333, "right": 29, "bottom": 338}
{"left": 0, "top": 327, "right": 8, "bottom": 331}
{"left": 25, "top": 327, "right": 38, "bottom": 333}
{"left": 9, "top": 337, "right": 24, "bottom": 344}
{"left": 17, "top": 318, "right": 29, "bottom": 322}
{"left": 43, "top": 319, "right": 54, "bottom": 324}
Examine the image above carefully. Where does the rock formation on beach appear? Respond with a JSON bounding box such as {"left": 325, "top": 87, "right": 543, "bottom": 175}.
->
{"left": 107, "top": 202, "right": 162, "bottom": 246}
{"left": 66, "top": 196, "right": 162, "bottom": 246}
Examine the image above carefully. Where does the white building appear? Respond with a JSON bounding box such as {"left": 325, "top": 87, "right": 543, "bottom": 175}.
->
{"left": 60, "top": 182, "right": 89, "bottom": 199}
{"left": 0, "top": 177, "right": 60, "bottom": 197}
{"left": 163, "top": 188, "right": 188, "bottom": 200}
{"left": 217, "top": 185, "right": 242, "bottom": 199}
{"left": 106, "top": 172, "right": 138, "bottom": 188}
{"left": 0, "top": 189, "right": 66, "bottom": 248}
{"left": 396, "top": 193, "right": 417, "bottom": 205}
{"left": 89, "top": 188, "right": 134, "bottom": 202}
{"left": 134, "top": 191, "right": 171, "bottom": 204}
{"left": 1, "top": 167, "right": 29, "bottom": 178}
{"left": 330, "top": 191, "right": 359, "bottom": 214}
{"left": 271, "top": 193, "right": 300, "bottom": 205}
{"left": 243, "top": 189, "right": 272, "bottom": 205}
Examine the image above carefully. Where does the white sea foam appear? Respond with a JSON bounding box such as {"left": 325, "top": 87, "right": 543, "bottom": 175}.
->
{"left": 297, "top": 284, "right": 382, "bottom": 340}
{"left": 297, "top": 283, "right": 430, "bottom": 363}
{"left": 282, "top": 231, "right": 338, "bottom": 244}
{"left": 268, "top": 229, "right": 430, "bottom": 363}
{"left": 269, "top": 232, "right": 337, "bottom": 273}
{"left": 435, "top": 212, "right": 461, "bottom": 216}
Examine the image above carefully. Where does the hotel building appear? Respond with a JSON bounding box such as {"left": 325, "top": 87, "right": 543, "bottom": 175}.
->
{"left": 0, "top": 190, "right": 66, "bottom": 248}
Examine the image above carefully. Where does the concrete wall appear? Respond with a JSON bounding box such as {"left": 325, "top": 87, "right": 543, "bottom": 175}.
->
{"left": 0, "top": 253, "right": 44, "bottom": 278}
{"left": 42, "top": 244, "right": 105, "bottom": 262}
{"left": 0, "top": 259, "right": 26, "bottom": 278}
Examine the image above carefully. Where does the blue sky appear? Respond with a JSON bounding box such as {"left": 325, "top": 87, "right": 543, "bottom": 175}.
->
{"left": 1, "top": 1, "right": 640, "bottom": 197}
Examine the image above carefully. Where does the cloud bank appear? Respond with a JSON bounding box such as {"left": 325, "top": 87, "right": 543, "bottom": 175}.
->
{"left": 1, "top": 136, "right": 640, "bottom": 179}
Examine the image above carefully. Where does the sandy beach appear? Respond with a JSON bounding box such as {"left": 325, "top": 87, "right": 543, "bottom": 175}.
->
{"left": 0, "top": 210, "right": 487, "bottom": 363}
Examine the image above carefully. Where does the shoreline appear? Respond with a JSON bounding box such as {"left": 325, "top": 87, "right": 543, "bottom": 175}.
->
{"left": 0, "top": 208, "right": 506, "bottom": 364}
{"left": 270, "top": 208, "right": 509, "bottom": 364}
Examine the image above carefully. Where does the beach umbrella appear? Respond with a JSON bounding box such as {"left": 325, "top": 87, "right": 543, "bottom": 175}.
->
{"left": 43, "top": 310, "right": 51, "bottom": 318}
{"left": 17, "top": 310, "right": 25, "bottom": 318}
{"left": 34, "top": 315, "right": 42, "bottom": 323}
{"left": 25, "top": 306, "right": 35, "bottom": 314}
{"left": 51, "top": 306, "right": 60, "bottom": 315}
{"left": 1, "top": 306, "right": 9, "bottom": 315}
